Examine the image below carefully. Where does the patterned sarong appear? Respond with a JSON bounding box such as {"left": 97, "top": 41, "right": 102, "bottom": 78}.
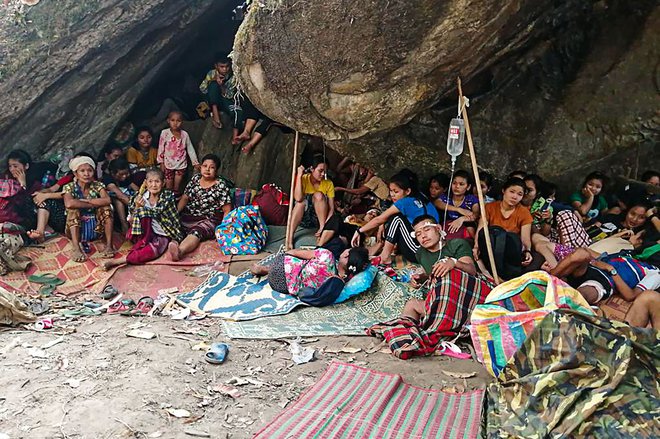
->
{"left": 366, "top": 269, "right": 494, "bottom": 359}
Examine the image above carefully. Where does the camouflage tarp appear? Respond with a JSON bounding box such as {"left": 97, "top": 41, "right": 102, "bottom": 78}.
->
{"left": 485, "top": 309, "right": 660, "bottom": 438}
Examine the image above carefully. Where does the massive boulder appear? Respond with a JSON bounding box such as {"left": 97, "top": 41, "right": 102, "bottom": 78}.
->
{"left": 233, "top": 0, "right": 590, "bottom": 140}
{"left": 234, "top": 0, "right": 659, "bottom": 188}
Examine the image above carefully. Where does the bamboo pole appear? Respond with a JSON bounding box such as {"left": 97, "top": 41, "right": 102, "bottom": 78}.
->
{"left": 457, "top": 78, "right": 500, "bottom": 284}
{"left": 284, "top": 131, "right": 300, "bottom": 251}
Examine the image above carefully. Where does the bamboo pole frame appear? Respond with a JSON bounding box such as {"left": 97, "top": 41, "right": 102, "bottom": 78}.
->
{"left": 284, "top": 131, "right": 300, "bottom": 251}
{"left": 457, "top": 78, "right": 500, "bottom": 284}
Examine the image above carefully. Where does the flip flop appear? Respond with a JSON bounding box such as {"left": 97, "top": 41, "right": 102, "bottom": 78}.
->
{"left": 205, "top": 342, "right": 229, "bottom": 364}
{"left": 122, "top": 297, "right": 154, "bottom": 317}
{"left": 436, "top": 341, "right": 471, "bottom": 360}
{"left": 39, "top": 285, "right": 56, "bottom": 296}
{"left": 100, "top": 284, "right": 119, "bottom": 300}
{"left": 107, "top": 299, "right": 136, "bottom": 314}
{"left": 60, "top": 307, "right": 101, "bottom": 317}
{"left": 28, "top": 273, "right": 65, "bottom": 286}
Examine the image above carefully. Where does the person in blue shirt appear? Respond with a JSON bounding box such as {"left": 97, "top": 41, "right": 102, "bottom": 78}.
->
{"left": 550, "top": 247, "right": 659, "bottom": 304}
{"left": 351, "top": 171, "right": 439, "bottom": 264}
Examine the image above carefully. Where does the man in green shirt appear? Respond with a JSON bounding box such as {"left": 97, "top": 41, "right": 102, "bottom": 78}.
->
{"left": 412, "top": 214, "right": 476, "bottom": 285}
{"left": 404, "top": 214, "right": 476, "bottom": 319}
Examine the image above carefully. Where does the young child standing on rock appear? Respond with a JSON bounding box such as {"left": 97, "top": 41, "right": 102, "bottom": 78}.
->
{"left": 157, "top": 111, "right": 199, "bottom": 193}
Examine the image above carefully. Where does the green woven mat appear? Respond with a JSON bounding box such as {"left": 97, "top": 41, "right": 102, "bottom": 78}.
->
{"left": 222, "top": 272, "right": 414, "bottom": 339}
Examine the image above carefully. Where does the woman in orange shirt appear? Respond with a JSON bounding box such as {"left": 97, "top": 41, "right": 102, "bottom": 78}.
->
{"left": 474, "top": 178, "right": 534, "bottom": 277}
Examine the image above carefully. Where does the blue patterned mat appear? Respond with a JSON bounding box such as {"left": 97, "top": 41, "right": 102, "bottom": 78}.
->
{"left": 177, "top": 270, "right": 306, "bottom": 321}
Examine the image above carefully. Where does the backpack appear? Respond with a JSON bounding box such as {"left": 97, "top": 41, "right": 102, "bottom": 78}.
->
{"left": 478, "top": 226, "right": 523, "bottom": 281}
{"left": 252, "top": 184, "right": 289, "bottom": 226}
{"left": 215, "top": 206, "right": 268, "bottom": 255}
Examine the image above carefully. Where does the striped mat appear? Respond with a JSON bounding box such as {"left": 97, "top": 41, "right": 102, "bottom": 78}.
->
{"left": 254, "top": 361, "right": 484, "bottom": 439}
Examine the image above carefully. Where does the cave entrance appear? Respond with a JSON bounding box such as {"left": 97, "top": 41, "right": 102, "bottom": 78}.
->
{"left": 125, "top": 1, "right": 244, "bottom": 129}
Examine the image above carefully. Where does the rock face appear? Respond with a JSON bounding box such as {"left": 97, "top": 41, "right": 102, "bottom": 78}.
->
{"left": 234, "top": 0, "right": 589, "bottom": 140}
{"left": 0, "top": 0, "right": 657, "bottom": 191}
{"left": 0, "top": 0, "right": 230, "bottom": 160}
{"left": 235, "top": 0, "right": 659, "bottom": 189}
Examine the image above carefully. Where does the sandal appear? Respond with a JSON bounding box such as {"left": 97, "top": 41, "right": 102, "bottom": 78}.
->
{"left": 107, "top": 299, "right": 136, "bottom": 314}
{"left": 100, "top": 284, "right": 119, "bottom": 300}
{"left": 205, "top": 342, "right": 229, "bottom": 364}
{"left": 122, "top": 296, "right": 154, "bottom": 316}
{"left": 28, "top": 273, "right": 65, "bottom": 286}
{"left": 60, "top": 307, "right": 101, "bottom": 317}
{"left": 436, "top": 341, "right": 471, "bottom": 360}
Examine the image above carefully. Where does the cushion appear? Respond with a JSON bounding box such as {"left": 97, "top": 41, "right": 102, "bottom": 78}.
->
{"left": 334, "top": 265, "right": 378, "bottom": 304}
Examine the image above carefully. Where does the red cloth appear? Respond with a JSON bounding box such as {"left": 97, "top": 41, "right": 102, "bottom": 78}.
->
{"left": 126, "top": 218, "right": 170, "bottom": 265}
{"left": 366, "top": 269, "right": 494, "bottom": 359}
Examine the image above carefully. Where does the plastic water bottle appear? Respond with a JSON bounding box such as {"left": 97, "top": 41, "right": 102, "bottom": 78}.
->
{"left": 41, "top": 170, "right": 51, "bottom": 188}
{"left": 446, "top": 118, "right": 465, "bottom": 164}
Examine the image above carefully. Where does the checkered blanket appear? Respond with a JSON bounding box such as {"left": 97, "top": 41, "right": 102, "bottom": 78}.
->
{"left": 367, "top": 269, "right": 494, "bottom": 359}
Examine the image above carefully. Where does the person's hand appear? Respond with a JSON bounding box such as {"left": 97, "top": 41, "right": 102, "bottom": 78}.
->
{"left": 581, "top": 186, "right": 593, "bottom": 198}
{"left": 215, "top": 73, "right": 225, "bottom": 84}
{"left": 431, "top": 258, "right": 456, "bottom": 279}
{"left": 11, "top": 168, "right": 27, "bottom": 188}
{"left": 410, "top": 273, "right": 428, "bottom": 289}
{"left": 335, "top": 187, "right": 345, "bottom": 192}
{"left": 646, "top": 207, "right": 657, "bottom": 218}
{"left": 521, "top": 250, "right": 533, "bottom": 266}
{"left": 297, "top": 165, "right": 305, "bottom": 176}
{"left": 540, "top": 209, "right": 552, "bottom": 220}
{"left": 590, "top": 260, "right": 613, "bottom": 272}
{"left": 134, "top": 196, "right": 145, "bottom": 208}
{"left": 351, "top": 230, "right": 361, "bottom": 247}
{"left": 32, "top": 192, "right": 48, "bottom": 206}
{"left": 447, "top": 217, "right": 464, "bottom": 233}
{"left": 193, "top": 163, "right": 201, "bottom": 171}
{"left": 472, "top": 246, "right": 480, "bottom": 261}
{"left": 457, "top": 208, "right": 472, "bottom": 218}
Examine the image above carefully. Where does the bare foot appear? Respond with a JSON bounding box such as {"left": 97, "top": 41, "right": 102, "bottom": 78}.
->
{"left": 231, "top": 135, "right": 242, "bottom": 146}
{"left": 99, "top": 246, "right": 116, "bottom": 258}
{"left": 72, "top": 247, "right": 88, "bottom": 263}
{"left": 241, "top": 143, "right": 256, "bottom": 154}
{"left": 237, "top": 131, "right": 251, "bottom": 142}
{"left": 168, "top": 241, "right": 180, "bottom": 262}
{"left": 27, "top": 230, "right": 44, "bottom": 244}
{"left": 250, "top": 263, "right": 269, "bottom": 277}
{"left": 314, "top": 229, "right": 323, "bottom": 238}
{"left": 102, "top": 260, "right": 116, "bottom": 271}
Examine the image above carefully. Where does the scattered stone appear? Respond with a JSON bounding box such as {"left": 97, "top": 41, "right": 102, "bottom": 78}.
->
{"left": 166, "top": 408, "right": 191, "bottom": 418}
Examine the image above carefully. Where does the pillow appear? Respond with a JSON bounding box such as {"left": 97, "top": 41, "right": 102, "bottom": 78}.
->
{"left": 334, "top": 265, "right": 378, "bottom": 304}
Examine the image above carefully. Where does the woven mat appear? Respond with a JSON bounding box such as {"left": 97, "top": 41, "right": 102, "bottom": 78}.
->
{"left": 254, "top": 360, "right": 484, "bottom": 439}
{"left": 222, "top": 271, "right": 409, "bottom": 339}
{"left": 0, "top": 235, "right": 129, "bottom": 296}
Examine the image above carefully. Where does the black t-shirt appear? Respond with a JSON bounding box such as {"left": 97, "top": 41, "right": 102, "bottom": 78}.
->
{"left": 102, "top": 174, "right": 133, "bottom": 189}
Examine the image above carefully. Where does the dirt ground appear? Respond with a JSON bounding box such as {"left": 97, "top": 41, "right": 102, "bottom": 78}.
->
{"left": 0, "top": 257, "right": 493, "bottom": 439}
{"left": 0, "top": 316, "right": 493, "bottom": 439}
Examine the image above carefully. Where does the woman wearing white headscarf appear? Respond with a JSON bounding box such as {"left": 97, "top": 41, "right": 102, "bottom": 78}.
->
{"left": 62, "top": 156, "right": 115, "bottom": 262}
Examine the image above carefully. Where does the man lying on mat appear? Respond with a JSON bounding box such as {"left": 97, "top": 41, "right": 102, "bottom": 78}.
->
{"left": 403, "top": 214, "right": 476, "bottom": 320}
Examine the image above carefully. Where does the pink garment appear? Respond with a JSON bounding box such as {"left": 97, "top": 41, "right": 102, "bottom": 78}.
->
{"left": 126, "top": 218, "right": 170, "bottom": 265}
{"left": 157, "top": 128, "right": 199, "bottom": 171}
{"left": 284, "top": 248, "right": 337, "bottom": 296}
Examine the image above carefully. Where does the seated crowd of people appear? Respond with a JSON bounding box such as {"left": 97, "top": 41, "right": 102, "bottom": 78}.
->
{"left": 2, "top": 128, "right": 659, "bottom": 331}
{"left": 1, "top": 50, "right": 659, "bottom": 334}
